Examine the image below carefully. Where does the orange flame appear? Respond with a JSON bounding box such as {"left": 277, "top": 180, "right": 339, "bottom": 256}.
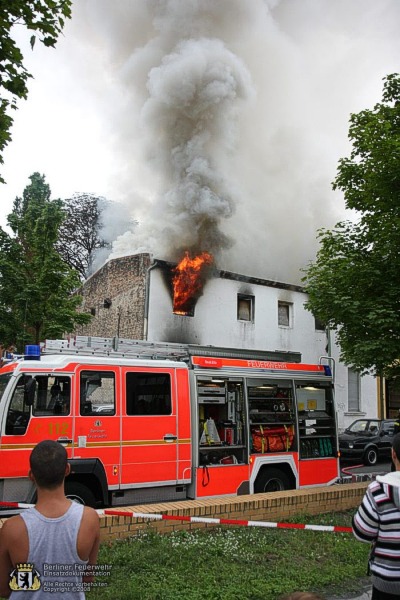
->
{"left": 173, "top": 251, "right": 214, "bottom": 314}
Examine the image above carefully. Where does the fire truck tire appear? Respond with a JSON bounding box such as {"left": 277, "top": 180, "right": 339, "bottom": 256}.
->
{"left": 65, "top": 481, "right": 96, "bottom": 507}
{"left": 254, "top": 468, "right": 291, "bottom": 493}
{"left": 363, "top": 446, "right": 378, "bottom": 466}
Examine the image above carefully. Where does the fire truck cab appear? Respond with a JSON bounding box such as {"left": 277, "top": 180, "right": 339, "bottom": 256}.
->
{"left": 0, "top": 337, "right": 339, "bottom": 509}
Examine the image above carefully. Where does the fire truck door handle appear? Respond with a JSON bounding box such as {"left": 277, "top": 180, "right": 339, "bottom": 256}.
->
{"left": 57, "top": 437, "right": 73, "bottom": 445}
{"left": 164, "top": 434, "right": 177, "bottom": 443}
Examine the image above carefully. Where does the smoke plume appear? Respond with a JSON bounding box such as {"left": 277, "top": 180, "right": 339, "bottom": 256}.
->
{"left": 101, "top": 0, "right": 256, "bottom": 264}
{"left": 18, "top": 0, "right": 399, "bottom": 284}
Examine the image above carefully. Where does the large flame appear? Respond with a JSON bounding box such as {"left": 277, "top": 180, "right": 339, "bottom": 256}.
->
{"left": 173, "top": 251, "right": 214, "bottom": 315}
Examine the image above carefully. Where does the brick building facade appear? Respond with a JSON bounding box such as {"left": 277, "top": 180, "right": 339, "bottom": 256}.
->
{"left": 75, "top": 253, "right": 151, "bottom": 339}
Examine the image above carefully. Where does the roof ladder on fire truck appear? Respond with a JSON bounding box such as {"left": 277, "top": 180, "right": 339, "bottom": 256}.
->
{"left": 41, "top": 336, "right": 303, "bottom": 364}
{"left": 41, "top": 336, "right": 191, "bottom": 361}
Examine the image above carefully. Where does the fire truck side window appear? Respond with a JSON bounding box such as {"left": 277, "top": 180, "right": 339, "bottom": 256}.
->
{"left": 5, "top": 375, "right": 31, "bottom": 435}
{"left": 5, "top": 376, "right": 72, "bottom": 433}
{"left": 0, "top": 373, "right": 11, "bottom": 402}
{"left": 80, "top": 371, "right": 115, "bottom": 415}
{"left": 126, "top": 372, "right": 171, "bottom": 415}
{"left": 33, "top": 376, "right": 71, "bottom": 416}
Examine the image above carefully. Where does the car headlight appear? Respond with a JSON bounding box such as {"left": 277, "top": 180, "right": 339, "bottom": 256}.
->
{"left": 348, "top": 443, "right": 354, "bottom": 449}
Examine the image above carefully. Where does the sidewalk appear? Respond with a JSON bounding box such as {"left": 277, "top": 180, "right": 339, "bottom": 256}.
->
{"left": 325, "top": 585, "right": 372, "bottom": 600}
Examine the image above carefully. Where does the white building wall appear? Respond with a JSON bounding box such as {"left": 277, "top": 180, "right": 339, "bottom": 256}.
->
{"left": 147, "top": 268, "right": 377, "bottom": 430}
{"left": 328, "top": 332, "right": 377, "bottom": 431}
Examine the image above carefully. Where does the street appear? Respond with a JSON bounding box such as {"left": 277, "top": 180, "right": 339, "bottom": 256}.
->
{"left": 340, "top": 460, "right": 391, "bottom": 478}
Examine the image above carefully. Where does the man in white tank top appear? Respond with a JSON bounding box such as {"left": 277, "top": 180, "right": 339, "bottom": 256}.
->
{"left": 0, "top": 440, "right": 100, "bottom": 598}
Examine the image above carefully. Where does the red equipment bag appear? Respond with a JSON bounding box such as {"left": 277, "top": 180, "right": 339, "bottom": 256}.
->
{"left": 251, "top": 424, "right": 294, "bottom": 453}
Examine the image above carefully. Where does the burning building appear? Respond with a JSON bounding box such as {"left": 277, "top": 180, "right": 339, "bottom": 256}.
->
{"left": 74, "top": 252, "right": 377, "bottom": 431}
{"left": 63, "top": 0, "right": 392, "bottom": 441}
{"left": 75, "top": 252, "right": 313, "bottom": 353}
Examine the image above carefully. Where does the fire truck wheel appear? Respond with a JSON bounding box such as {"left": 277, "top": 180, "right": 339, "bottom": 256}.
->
{"left": 254, "top": 468, "right": 290, "bottom": 493}
{"left": 363, "top": 446, "right": 378, "bottom": 466}
{"left": 65, "top": 481, "right": 96, "bottom": 507}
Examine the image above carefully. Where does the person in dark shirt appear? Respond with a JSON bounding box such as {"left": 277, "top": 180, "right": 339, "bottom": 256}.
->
{"left": 394, "top": 410, "right": 400, "bottom": 436}
{"left": 390, "top": 410, "right": 400, "bottom": 472}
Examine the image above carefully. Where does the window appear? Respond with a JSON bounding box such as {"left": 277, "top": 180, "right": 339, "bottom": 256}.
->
{"left": 278, "top": 301, "right": 292, "bottom": 327}
{"left": 80, "top": 371, "right": 115, "bottom": 415}
{"left": 34, "top": 375, "right": 71, "bottom": 416}
{"left": 314, "top": 317, "right": 325, "bottom": 331}
{"left": 348, "top": 368, "right": 360, "bottom": 412}
{"left": 382, "top": 421, "right": 395, "bottom": 436}
{"left": 237, "top": 294, "right": 254, "bottom": 322}
{"left": 126, "top": 372, "right": 171, "bottom": 415}
{"left": 5, "top": 374, "right": 72, "bottom": 435}
{"left": 0, "top": 373, "right": 11, "bottom": 403}
{"left": 5, "top": 376, "right": 31, "bottom": 435}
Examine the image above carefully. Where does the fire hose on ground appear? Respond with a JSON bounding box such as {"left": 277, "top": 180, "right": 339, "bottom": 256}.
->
{"left": 0, "top": 501, "right": 352, "bottom": 533}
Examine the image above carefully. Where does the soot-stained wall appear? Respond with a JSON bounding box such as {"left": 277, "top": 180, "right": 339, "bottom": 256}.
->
{"left": 74, "top": 253, "right": 151, "bottom": 339}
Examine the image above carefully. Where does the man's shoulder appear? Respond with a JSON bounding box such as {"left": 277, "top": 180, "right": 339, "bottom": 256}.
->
{"left": 82, "top": 506, "right": 100, "bottom": 527}
{"left": 1, "top": 514, "right": 26, "bottom": 541}
{"left": 83, "top": 506, "right": 99, "bottom": 518}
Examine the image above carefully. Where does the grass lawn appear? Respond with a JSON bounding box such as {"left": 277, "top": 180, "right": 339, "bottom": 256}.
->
{"left": 88, "top": 510, "right": 370, "bottom": 599}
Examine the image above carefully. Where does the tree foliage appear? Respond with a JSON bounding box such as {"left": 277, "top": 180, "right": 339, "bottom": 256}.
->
{"left": 0, "top": 173, "right": 90, "bottom": 348}
{"left": 56, "top": 193, "right": 111, "bottom": 280}
{"left": 303, "top": 73, "right": 400, "bottom": 379}
{"left": 0, "top": 1, "right": 72, "bottom": 181}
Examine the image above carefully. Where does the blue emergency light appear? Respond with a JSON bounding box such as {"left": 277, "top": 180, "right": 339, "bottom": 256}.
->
{"left": 24, "top": 345, "right": 41, "bottom": 360}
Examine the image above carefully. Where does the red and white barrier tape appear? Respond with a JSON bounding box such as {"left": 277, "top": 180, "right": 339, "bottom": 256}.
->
{"left": 0, "top": 502, "right": 352, "bottom": 533}
{"left": 0, "top": 502, "right": 33, "bottom": 509}
{"left": 100, "top": 509, "right": 352, "bottom": 533}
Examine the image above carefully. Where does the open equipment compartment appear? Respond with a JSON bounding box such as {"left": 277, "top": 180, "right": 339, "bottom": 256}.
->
{"left": 296, "top": 380, "right": 336, "bottom": 458}
{"left": 247, "top": 378, "right": 296, "bottom": 454}
{"left": 197, "top": 376, "right": 248, "bottom": 466}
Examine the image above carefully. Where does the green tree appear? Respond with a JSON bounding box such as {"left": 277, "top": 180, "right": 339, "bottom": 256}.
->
{"left": 0, "top": 172, "right": 90, "bottom": 348}
{"left": 303, "top": 73, "right": 400, "bottom": 379}
{"left": 0, "top": 1, "right": 72, "bottom": 181}
{"left": 56, "top": 193, "right": 111, "bottom": 279}
{"left": 57, "top": 194, "right": 136, "bottom": 280}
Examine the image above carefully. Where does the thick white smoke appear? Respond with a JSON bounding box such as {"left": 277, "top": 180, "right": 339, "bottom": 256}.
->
{"left": 60, "top": 0, "right": 400, "bottom": 282}
{"left": 100, "top": 0, "right": 256, "bottom": 264}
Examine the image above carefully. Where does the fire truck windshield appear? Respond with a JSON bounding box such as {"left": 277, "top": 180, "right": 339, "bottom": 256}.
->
{"left": 0, "top": 373, "right": 12, "bottom": 402}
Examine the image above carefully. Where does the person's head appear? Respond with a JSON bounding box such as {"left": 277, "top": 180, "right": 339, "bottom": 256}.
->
{"left": 29, "top": 440, "right": 69, "bottom": 489}
{"left": 392, "top": 432, "right": 400, "bottom": 467}
{"left": 50, "top": 383, "right": 62, "bottom": 397}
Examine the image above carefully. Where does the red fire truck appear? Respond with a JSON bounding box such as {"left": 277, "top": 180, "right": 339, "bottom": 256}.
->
{"left": 0, "top": 337, "right": 339, "bottom": 509}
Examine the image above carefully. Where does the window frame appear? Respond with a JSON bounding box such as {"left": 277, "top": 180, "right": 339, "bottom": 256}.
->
{"left": 79, "top": 370, "right": 116, "bottom": 416}
{"left": 237, "top": 294, "right": 255, "bottom": 323}
{"left": 278, "top": 301, "right": 292, "bottom": 328}
{"left": 125, "top": 371, "right": 172, "bottom": 416}
{"left": 347, "top": 368, "right": 361, "bottom": 412}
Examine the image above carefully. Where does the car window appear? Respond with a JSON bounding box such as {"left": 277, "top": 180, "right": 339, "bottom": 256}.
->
{"left": 369, "top": 420, "right": 380, "bottom": 433}
{"left": 348, "top": 420, "right": 368, "bottom": 432}
{"left": 382, "top": 422, "right": 395, "bottom": 435}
